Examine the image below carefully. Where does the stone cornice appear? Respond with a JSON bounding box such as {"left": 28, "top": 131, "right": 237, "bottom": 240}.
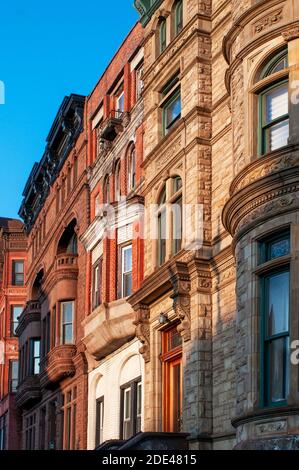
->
{"left": 222, "top": 147, "right": 299, "bottom": 240}
{"left": 223, "top": 0, "right": 286, "bottom": 64}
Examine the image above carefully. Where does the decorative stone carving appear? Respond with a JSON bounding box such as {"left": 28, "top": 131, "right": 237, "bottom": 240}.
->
{"left": 232, "top": 153, "right": 299, "bottom": 194}
{"left": 133, "top": 304, "right": 150, "bottom": 362}
{"left": 253, "top": 8, "right": 283, "bottom": 35}
{"left": 255, "top": 420, "right": 287, "bottom": 437}
{"left": 282, "top": 25, "right": 299, "bottom": 41}
{"left": 169, "top": 265, "right": 191, "bottom": 342}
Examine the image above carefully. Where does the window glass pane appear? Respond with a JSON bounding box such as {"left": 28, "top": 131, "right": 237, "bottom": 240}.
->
{"left": 175, "top": 1, "right": 183, "bottom": 34}
{"left": 63, "top": 302, "right": 73, "bottom": 324}
{"left": 266, "top": 271, "right": 289, "bottom": 336}
{"left": 269, "top": 337, "right": 288, "bottom": 402}
{"left": 158, "top": 209, "right": 166, "bottom": 265}
{"left": 14, "top": 261, "right": 24, "bottom": 274}
{"left": 160, "top": 20, "right": 166, "bottom": 52}
{"left": 124, "top": 388, "right": 131, "bottom": 420}
{"left": 123, "top": 247, "right": 132, "bottom": 273}
{"left": 173, "top": 176, "right": 182, "bottom": 193}
{"left": 172, "top": 197, "right": 182, "bottom": 254}
{"left": 117, "top": 92, "right": 125, "bottom": 113}
{"left": 167, "top": 327, "right": 182, "bottom": 351}
{"left": 266, "top": 119, "right": 289, "bottom": 151}
{"left": 265, "top": 84, "right": 288, "bottom": 123}
{"left": 269, "top": 238, "right": 290, "bottom": 260}
{"left": 165, "top": 93, "right": 181, "bottom": 131}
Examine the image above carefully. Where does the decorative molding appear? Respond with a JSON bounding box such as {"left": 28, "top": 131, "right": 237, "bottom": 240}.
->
{"left": 282, "top": 25, "right": 299, "bottom": 41}
{"left": 133, "top": 303, "right": 150, "bottom": 362}
{"left": 255, "top": 420, "right": 287, "bottom": 436}
{"left": 170, "top": 264, "right": 191, "bottom": 343}
{"left": 253, "top": 8, "right": 283, "bottom": 35}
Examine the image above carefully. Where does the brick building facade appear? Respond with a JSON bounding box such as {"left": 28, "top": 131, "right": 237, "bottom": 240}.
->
{"left": 80, "top": 22, "right": 145, "bottom": 449}
{"left": 16, "top": 94, "right": 89, "bottom": 450}
{"left": 0, "top": 218, "right": 27, "bottom": 450}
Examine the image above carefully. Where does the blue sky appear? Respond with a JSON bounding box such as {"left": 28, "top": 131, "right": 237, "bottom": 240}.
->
{"left": 0, "top": 0, "right": 138, "bottom": 219}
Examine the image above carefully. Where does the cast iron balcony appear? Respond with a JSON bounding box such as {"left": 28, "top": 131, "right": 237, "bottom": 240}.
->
{"left": 98, "top": 110, "right": 125, "bottom": 142}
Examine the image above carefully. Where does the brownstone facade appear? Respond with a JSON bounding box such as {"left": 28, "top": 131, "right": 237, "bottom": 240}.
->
{"left": 16, "top": 94, "right": 89, "bottom": 450}
{"left": 0, "top": 217, "right": 27, "bottom": 450}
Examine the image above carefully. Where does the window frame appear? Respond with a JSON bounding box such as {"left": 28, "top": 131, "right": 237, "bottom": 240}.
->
{"left": 29, "top": 338, "right": 41, "bottom": 376}
{"left": 95, "top": 396, "right": 105, "bottom": 447}
{"left": 60, "top": 301, "right": 75, "bottom": 345}
{"left": 258, "top": 79, "right": 289, "bottom": 155}
{"left": 92, "top": 258, "right": 103, "bottom": 310}
{"left": 258, "top": 231, "right": 291, "bottom": 408}
{"left": 11, "top": 304, "right": 23, "bottom": 336}
{"left": 159, "top": 18, "right": 167, "bottom": 55}
{"left": 9, "top": 359, "right": 19, "bottom": 393}
{"left": 12, "top": 260, "right": 25, "bottom": 286}
{"left": 173, "top": 0, "right": 183, "bottom": 37}
{"left": 120, "top": 377, "right": 142, "bottom": 440}
{"left": 119, "top": 244, "right": 133, "bottom": 299}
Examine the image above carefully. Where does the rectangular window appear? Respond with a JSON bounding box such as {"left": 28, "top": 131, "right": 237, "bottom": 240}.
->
{"left": 120, "top": 378, "right": 142, "bottom": 440}
{"left": 48, "top": 400, "right": 57, "bottom": 450}
{"left": 61, "top": 301, "right": 74, "bottom": 345}
{"left": 25, "top": 414, "right": 36, "bottom": 450}
{"left": 30, "top": 339, "right": 41, "bottom": 376}
{"left": 12, "top": 260, "right": 24, "bottom": 286}
{"left": 63, "top": 388, "right": 77, "bottom": 450}
{"left": 95, "top": 397, "right": 104, "bottom": 447}
{"left": 11, "top": 305, "right": 23, "bottom": 336}
{"left": 92, "top": 260, "right": 102, "bottom": 310}
{"left": 158, "top": 209, "right": 167, "bottom": 266}
{"left": 161, "top": 75, "right": 181, "bottom": 136}
{"left": 172, "top": 196, "right": 182, "bottom": 255}
{"left": 136, "top": 65, "right": 144, "bottom": 100}
{"left": 9, "top": 360, "right": 18, "bottom": 392}
{"left": 121, "top": 245, "right": 133, "bottom": 298}
{"left": 0, "top": 413, "right": 7, "bottom": 450}
{"left": 259, "top": 232, "right": 290, "bottom": 406}
{"left": 260, "top": 82, "right": 289, "bottom": 154}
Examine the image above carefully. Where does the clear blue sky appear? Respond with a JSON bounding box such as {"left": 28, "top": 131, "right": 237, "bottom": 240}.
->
{"left": 0, "top": 0, "right": 138, "bottom": 219}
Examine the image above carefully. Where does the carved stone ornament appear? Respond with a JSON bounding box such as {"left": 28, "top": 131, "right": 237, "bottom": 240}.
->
{"left": 133, "top": 304, "right": 150, "bottom": 362}
{"left": 253, "top": 8, "right": 283, "bottom": 35}
{"left": 169, "top": 265, "right": 191, "bottom": 342}
{"left": 282, "top": 26, "right": 299, "bottom": 42}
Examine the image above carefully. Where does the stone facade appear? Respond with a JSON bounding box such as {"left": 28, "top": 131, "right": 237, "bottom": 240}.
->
{"left": 16, "top": 94, "right": 89, "bottom": 450}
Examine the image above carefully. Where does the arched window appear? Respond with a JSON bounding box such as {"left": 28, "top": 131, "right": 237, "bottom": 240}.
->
{"left": 103, "top": 175, "right": 110, "bottom": 204}
{"left": 127, "top": 147, "right": 136, "bottom": 192}
{"left": 159, "top": 18, "right": 167, "bottom": 55}
{"left": 257, "top": 49, "right": 289, "bottom": 155}
{"left": 173, "top": 0, "right": 183, "bottom": 36}
{"left": 115, "top": 160, "right": 121, "bottom": 202}
{"left": 57, "top": 219, "right": 78, "bottom": 255}
{"left": 157, "top": 176, "right": 183, "bottom": 267}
